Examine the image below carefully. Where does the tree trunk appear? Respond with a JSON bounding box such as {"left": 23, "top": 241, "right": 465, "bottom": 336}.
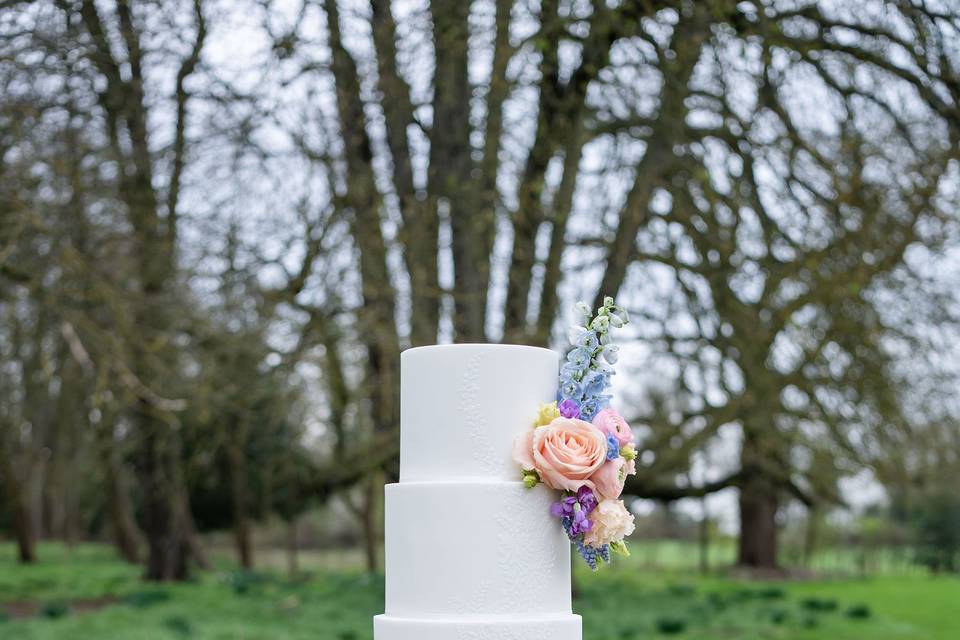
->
{"left": 698, "top": 499, "right": 710, "bottom": 574}
{"left": 286, "top": 517, "right": 299, "bottom": 577}
{"left": 63, "top": 465, "right": 80, "bottom": 549}
{"left": 1, "top": 455, "right": 36, "bottom": 563}
{"left": 27, "top": 459, "right": 45, "bottom": 546}
{"left": 139, "top": 411, "right": 190, "bottom": 581}
{"left": 227, "top": 435, "right": 253, "bottom": 570}
{"left": 803, "top": 507, "right": 819, "bottom": 569}
{"left": 12, "top": 500, "right": 36, "bottom": 563}
{"left": 361, "top": 472, "right": 381, "bottom": 573}
{"left": 105, "top": 439, "right": 143, "bottom": 564}
{"left": 182, "top": 494, "right": 210, "bottom": 571}
{"left": 737, "top": 473, "right": 779, "bottom": 569}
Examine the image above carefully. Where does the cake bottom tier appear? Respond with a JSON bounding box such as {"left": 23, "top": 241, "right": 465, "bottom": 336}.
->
{"left": 384, "top": 481, "right": 572, "bottom": 616}
{"left": 374, "top": 613, "right": 582, "bottom": 640}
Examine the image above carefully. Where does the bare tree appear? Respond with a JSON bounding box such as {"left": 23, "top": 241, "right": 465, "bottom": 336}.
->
{"left": 254, "top": 0, "right": 959, "bottom": 568}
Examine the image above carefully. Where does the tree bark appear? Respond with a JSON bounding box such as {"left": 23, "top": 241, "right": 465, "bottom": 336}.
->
{"left": 361, "top": 472, "right": 382, "bottom": 573}
{"left": 227, "top": 428, "right": 253, "bottom": 570}
{"left": 737, "top": 472, "right": 779, "bottom": 569}
{"left": 285, "top": 516, "right": 299, "bottom": 577}
{"left": 803, "top": 507, "right": 819, "bottom": 568}
{"left": 429, "top": 2, "right": 482, "bottom": 343}
{"left": 12, "top": 492, "right": 36, "bottom": 564}
{"left": 105, "top": 442, "right": 143, "bottom": 564}
{"left": 325, "top": 0, "right": 401, "bottom": 514}
{"left": 530, "top": 120, "right": 584, "bottom": 346}
{"left": 77, "top": 0, "right": 204, "bottom": 582}
{"left": 180, "top": 489, "right": 210, "bottom": 571}
{"left": 371, "top": 0, "right": 439, "bottom": 347}
{"left": 2, "top": 461, "right": 37, "bottom": 564}
{"left": 139, "top": 415, "right": 189, "bottom": 580}
{"left": 502, "top": 0, "right": 563, "bottom": 341}
{"left": 698, "top": 499, "right": 710, "bottom": 574}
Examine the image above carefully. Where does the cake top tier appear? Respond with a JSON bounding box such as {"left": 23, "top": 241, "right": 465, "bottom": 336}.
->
{"left": 400, "top": 344, "right": 559, "bottom": 482}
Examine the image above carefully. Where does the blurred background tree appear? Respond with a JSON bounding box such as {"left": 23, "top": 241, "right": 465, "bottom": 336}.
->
{"left": 1, "top": 0, "right": 958, "bottom": 584}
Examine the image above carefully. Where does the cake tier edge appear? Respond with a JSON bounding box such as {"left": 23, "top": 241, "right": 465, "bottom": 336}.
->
{"left": 374, "top": 613, "right": 582, "bottom": 640}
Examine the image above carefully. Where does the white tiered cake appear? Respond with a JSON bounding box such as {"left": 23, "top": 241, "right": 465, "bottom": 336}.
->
{"left": 374, "top": 344, "right": 582, "bottom": 640}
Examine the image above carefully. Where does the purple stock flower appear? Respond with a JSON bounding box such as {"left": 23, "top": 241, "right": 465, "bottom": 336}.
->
{"left": 577, "top": 486, "right": 598, "bottom": 513}
{"left": 550, "top": 496, "right": 577, "bottom": 518}
{"left": 552, "top": 487, "right": 600, "bottom": 539}
{"left": 558, "top": 398, "right": 580, "bottom": 418}
{"left": 569, "top": 508, "right": 592, "bottom": 536}
{"left": 552, "top": 486, "right": 598, "bottom": 521}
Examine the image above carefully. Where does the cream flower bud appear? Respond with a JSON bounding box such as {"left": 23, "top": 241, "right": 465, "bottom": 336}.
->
{"left": 583, "top": 499, "right": 635, "bottom": 547}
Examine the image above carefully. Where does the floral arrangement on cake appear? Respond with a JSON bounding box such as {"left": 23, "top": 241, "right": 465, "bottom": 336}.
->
{"left": 513, "top": 297, "right": 637, "bottom": 569}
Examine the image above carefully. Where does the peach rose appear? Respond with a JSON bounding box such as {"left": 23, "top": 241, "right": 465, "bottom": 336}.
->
{"left": 584, "top": 499, "right": 635, "bottom": 547}
{"left": 591, "top": 457, "right": 628, "bottom": 500}
{"left": 514, "top": 417, "right": 607, "bottom": 492}
{"left": 512, "top": 428, "right": 536, "bottom": 471}
{"left": 592, "top": 408, "right": 633, "bottom": 446}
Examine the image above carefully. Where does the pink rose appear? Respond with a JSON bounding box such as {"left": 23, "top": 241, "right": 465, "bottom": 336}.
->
{"left": 514, "top": 418, "right": 607, "bottom": 492}
{"left": 591, "top": 457, "right": 628, "bottom": 500}
{"left": 592, "top": 408, "right": 633, "bottom": 446}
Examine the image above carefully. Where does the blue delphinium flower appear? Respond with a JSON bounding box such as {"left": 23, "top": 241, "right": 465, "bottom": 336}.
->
{"left": 560, "top": 361, "right": 585, "bottom": 383}
{"left": 594, "top": 394, "right": 612, "bottom": 412}
{"left": 565, "top": 346, "right": 592, "bottom": 372}
{"left": 600, "top": 344, "right": 619, "bottom": 364}
{"left": 593, "top": 360, "right": 615, "bottom": 375}
{"left": 558, "top": 376, "right": 582, "bottom": 400}
{"left": 590, "top": 314, "right": 610, "bottom": 333}
{"left": 605, "top": 434, "right": 620, "bottom": 460}
{"left": 579, "top": 397, "right": 601, "bottom": 421}
{"left": 573, "top": 329, "right": 599, "bottom": 350}
{"left": 581, "top": 370, "right": 607, "bottom": 397}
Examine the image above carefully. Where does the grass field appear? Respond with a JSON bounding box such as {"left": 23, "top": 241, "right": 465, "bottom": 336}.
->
{"left": 1, "top": 542, "right": 957, "bottom": 639}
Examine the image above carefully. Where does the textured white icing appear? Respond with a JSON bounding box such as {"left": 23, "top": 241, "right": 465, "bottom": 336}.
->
{"left": 383, "top": 482, "right": 571, "bottom": 617}
{"left": 400, "top": 345, "right": 559, "bottom": 482}
{"left": 377, "top": 344, "right": 580, "bottom": 640}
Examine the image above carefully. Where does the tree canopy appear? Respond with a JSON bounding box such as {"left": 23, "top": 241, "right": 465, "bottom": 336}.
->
{"left": 1, "top": 0, "right": 958, "bottom": 575}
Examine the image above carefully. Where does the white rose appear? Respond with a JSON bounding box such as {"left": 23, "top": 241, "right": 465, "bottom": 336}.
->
{"left": 584, "top": 499, "right": 635, "bottom": 547}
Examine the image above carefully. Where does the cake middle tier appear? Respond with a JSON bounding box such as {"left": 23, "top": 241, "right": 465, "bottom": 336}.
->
{"left": 384, "top": 481, "right": 572, "bottom": 617}
{"left": 400, "top": 344, "right": 559, "bottom": 481}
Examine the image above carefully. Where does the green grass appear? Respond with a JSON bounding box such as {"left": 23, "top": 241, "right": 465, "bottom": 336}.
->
{"left": 574, "top": 561, "right": 960, "bottom": 640}
{"left": 1, "top": 543, "right": 958, "bottom": 639}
